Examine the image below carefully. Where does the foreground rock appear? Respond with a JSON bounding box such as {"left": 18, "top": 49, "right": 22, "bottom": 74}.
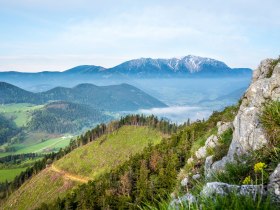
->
{"left": 201, "top": 182, "right": 265, "bottom": 197}
{"left": 210, "top": 60, "right": 280, "bottom": 174}
{"left": 268, "top": 164, "right": 280, "bottom": 203}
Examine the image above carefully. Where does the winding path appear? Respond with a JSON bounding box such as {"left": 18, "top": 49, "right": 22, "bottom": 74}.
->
{"left": 50, "top": 164, "right": 90, "bottom": 183}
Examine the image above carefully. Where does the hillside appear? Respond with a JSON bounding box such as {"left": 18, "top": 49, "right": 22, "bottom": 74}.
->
{"left": 0, "top": 82, "right": 41, "bottom": 104}
{"left": 0, "top": 114, "right": 20, "bottom": 145}
{"left": 2, "top": 125, "right": 164, "bottom": 209}
{"left": 0, "top": 82, "right": 167, "bottom": 111}
{"left": 27, "top": 101, "right": 111, "bottom": 133}
{"left": 40, "top": 83, "right": 167, "bottom": 111}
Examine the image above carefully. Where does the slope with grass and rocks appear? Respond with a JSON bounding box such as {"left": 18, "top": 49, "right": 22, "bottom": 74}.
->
{"left": 170, "top": 57, "right": 280, "bottom": 209}
{"left": 1, "top": 125, "right": 165, "bottom": 209}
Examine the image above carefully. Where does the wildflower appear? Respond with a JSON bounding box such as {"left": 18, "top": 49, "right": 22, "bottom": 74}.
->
{"left": 254, "top": 162, "right": 267, "bottom": 173}
{"left": 242, "top": 176, "right": 251, "bottom": 185}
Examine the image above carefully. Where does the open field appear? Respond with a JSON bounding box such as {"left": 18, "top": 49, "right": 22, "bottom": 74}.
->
{"left": 0, "top": 168, "right": 27, "bottom": 182}
{"left": 2, "top": 168, "right": 78, "bottom": 210}
{"left": 0, "top": 103, "right": 43, "bottom": 127}
{"left": 0, "top": 135, "right": 73, "bottom": 158}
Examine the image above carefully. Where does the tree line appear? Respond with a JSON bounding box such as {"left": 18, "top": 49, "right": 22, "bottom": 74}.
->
{"left": 0, "top": 114, "right": 177, "bottom": 200}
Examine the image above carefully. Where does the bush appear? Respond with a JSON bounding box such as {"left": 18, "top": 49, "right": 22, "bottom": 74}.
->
{"left": 212, "top": 129, "right": 233, "bottom": 162}
{"left": 260, "top": 100, "right": 280, "bottom": 146}
{"left": 267, "top": 57, "right": 280, "bottom": 78}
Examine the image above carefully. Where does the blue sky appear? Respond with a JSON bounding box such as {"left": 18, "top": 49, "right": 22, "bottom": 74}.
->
{"left": 0, "top": 0, "right": 279, "bottom": 72}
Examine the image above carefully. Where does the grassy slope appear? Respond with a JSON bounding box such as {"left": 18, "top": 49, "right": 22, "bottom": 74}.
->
{"left": 0, "top": 103, "right": 43, "bottom": 127}
{"left": 55, "top": 125, "right": 162, "bottom": 179}
{"left": 0, "top": 168, "right": 27, "bottom": 182}
{"left": 0, "top": 135, "right": 73, "bottom": 158}
{"left": 2, "top": 168, "right": 78, "bottom": 210}
{"left": 2, "top": 125, "right": 163, "bottom": 209}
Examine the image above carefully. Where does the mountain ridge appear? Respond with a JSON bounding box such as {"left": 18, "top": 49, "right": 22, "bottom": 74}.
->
{"left": 0, "top": 82, "right": 167, "bottom": 111}
{"left": 0, "top": 55, "right": 252, "bottom": 78}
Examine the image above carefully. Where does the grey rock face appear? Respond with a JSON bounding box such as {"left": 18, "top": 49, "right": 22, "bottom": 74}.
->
{"left": 201, "top": 182, "right": 265, "bottom": 197}
{"left": 228, "top": 61, "right": 280, "bottom": 159}
{"left": 195, "top": 135, "right": 219, "bottom": 159}
{"left": 217, "top": 121, "right": 233, "bottom": 135}
{"left": 204, "top": 155, "right": 214, "bottom": 178}
{"left": 210, "top": 60, "right": 280, "bottom": 174}
{"left": 268, "top": 163, "right": 280, "bottom": 202}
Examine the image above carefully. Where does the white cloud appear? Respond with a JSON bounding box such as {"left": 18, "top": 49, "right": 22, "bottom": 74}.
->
{"left": 0, "top": 0, "right": 279, "bottom": 71}
{"left": 138, "top": 106, "right": 212, "bottom": 124}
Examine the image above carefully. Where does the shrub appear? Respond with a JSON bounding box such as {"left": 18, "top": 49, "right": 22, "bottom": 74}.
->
{"left": 267, "top": 56, "right": 280, "bottom": 78}
{"left": 212, "top": 129, "right": 233, "bottom": 162}
{"left": 260, "top": 100, "right": 280, "bottom": 146}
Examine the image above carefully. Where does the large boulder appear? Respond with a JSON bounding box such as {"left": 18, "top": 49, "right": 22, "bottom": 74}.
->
{"left": 268, "top": 163, "right": 280, "bottom": 203}
{"left": 228, "top": 60, "right": 280, "bottom": 159}
{"left": 201, "top": 182, "right": 265, "bottom": 197}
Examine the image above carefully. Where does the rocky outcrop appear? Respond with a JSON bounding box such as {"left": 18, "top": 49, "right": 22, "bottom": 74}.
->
{"left": 268, "top": 164, "right": 280, "bottom": 203}
{"left": 201, "top": 182, "right": 265, "bottom": 197}
{"left": 195, "top": 135, "right": 219, "bottom": 159}
{"left": 204, "top": 155, "right": 214, "bottom": 178}
{"left": 217, "top": 121, "right": 233, "bottom": 135}
{"left": 209, "top": 60, "right": 280, "bottom": 174}
{"left": 228, "top": 60, "right": 280, "bottom": 158}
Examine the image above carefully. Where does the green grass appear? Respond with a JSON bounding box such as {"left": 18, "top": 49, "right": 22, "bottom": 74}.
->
{"left": 0, "top": 103, "right": 43, "bottom": 127}
{"left": 0, "top": 168, "right": 27, "bottom": 182}
{"left": 142, "top": 193, "right": 277, "bottom": 210}
{"left": 0, "top": 134, "right": 73, "bottom": 158}
{"left": 260, "top": 100, "right": 280, "bottom": 146}
{"left": 190, "top": 127, "right": 217, "bottom": 156}
{"left": 211, "top": 129, "right": 233, "bottom": 162}
{"left": 55, "top": 125, "right": 163, "bottom": 179}
{"left": 2, "top": 168, "right": 78, "bottom": 210}
{"left": 2, "top": 125, "right": 163, "bottom": 209}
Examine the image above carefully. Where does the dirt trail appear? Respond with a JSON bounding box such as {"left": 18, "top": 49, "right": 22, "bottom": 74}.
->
{"left": 50, "top": 164, "right": 90, "bottom": 183}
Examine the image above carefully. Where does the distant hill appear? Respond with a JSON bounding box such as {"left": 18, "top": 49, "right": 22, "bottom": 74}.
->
{"left": 0, "top": 114, "right": 20, "bottom": 145}
{"left": 27, "top": 101, "right": 111, "bottom": 133}
{"left": 0, "top": 82, "right": 42, "bottom": 104}
{"left": 0, "top": 82, "right": 167, "bottom": 111}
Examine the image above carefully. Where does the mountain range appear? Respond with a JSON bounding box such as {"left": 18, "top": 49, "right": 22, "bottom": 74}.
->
{"left": 0, "top": 82, "right": 167, "bottom": 111}
{"left": 0, "top": 55, "right": 252, "bottom": 78}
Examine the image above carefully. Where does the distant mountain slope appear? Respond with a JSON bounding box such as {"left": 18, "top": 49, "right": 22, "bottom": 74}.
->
{"left": 0, "top": 82, "right": 167, "bottom": 111}
{"left": 0, "top": 114, "right": 20, "bottom": 145}
{"left": 107, "top": 55, "right": 252, "bottom": 77}
{"left": 0, "top": 55, "right": 252, "bottom": 79}
{"left": 27, "top": 101, "right": 111, "bottom": 133}
{"left": 0, "top": 82, "right": 41, "bottom": 104}
{"left": 63, "top": 55, "right": 252, "bottom": 78}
